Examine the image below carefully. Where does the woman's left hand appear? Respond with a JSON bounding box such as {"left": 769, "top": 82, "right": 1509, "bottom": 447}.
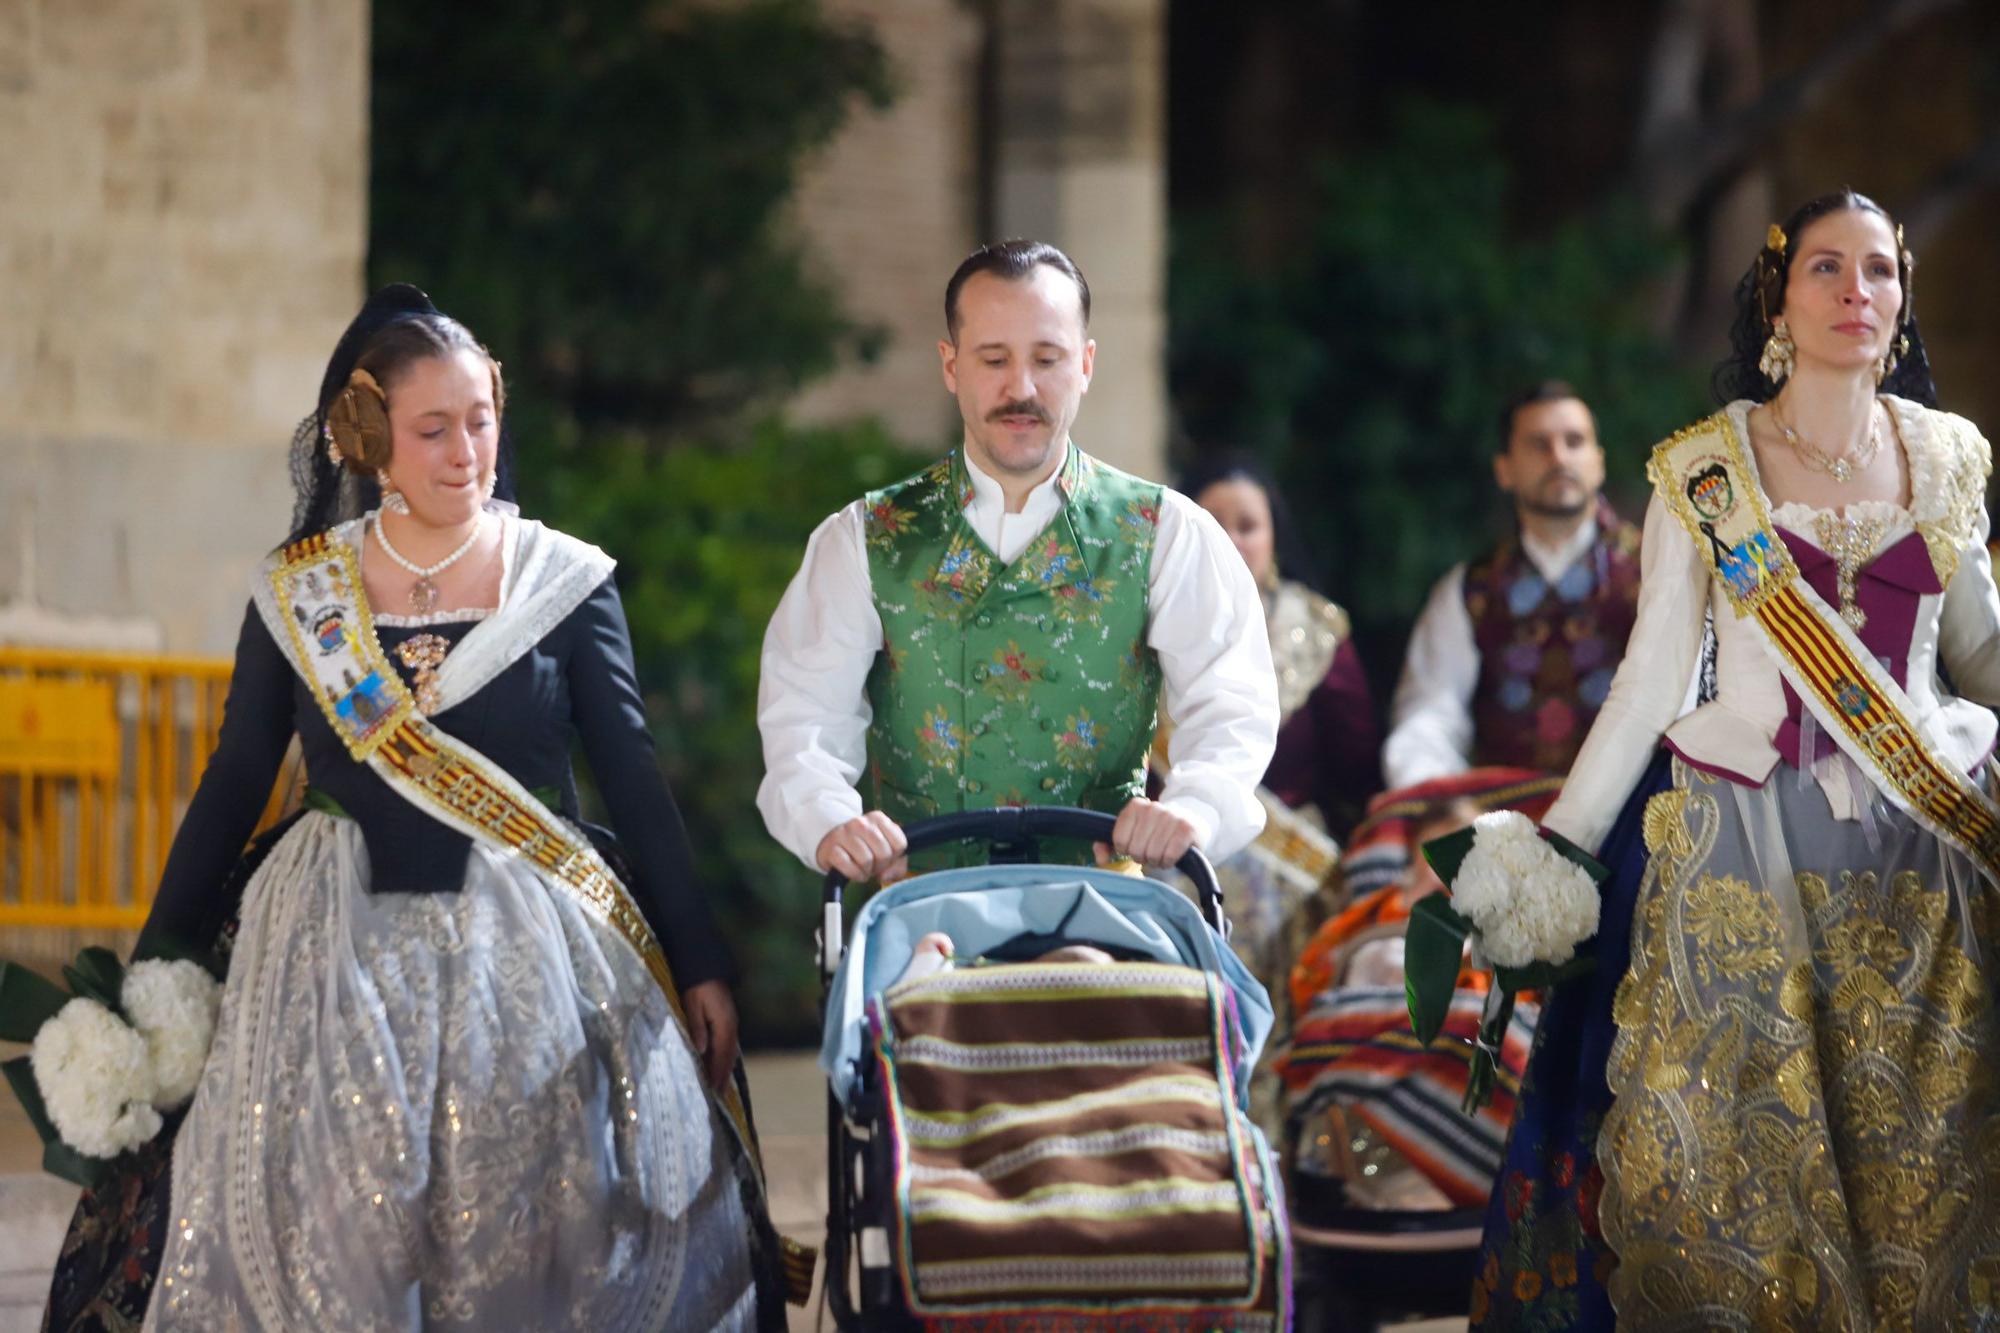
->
{"left": 683, "top": 979, "right": 740, "bottom": 1091}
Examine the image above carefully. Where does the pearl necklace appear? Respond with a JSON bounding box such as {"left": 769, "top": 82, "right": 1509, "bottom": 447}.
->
{"left": 373, "top": 511, "right": 486, "bottom": 614}
{"left": 1772, "top": 400, "right": 1881, "bottom": 484}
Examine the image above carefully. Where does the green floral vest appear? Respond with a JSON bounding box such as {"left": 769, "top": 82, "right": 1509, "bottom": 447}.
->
{"left": 862, "top": 446, "right": 1165, "bottom": 841}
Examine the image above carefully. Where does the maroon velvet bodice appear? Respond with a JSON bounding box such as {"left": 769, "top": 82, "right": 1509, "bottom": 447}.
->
{"left": 1773, "top": 526, "right": 1942, "bottom": 767}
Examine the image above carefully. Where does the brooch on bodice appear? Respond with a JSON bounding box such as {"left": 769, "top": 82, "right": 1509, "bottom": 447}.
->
{"left": 395, "top": 633, "right": 452, "bottom": 714}
{"left": 1813, "top": 512, "right": 1885, "bottom": 632}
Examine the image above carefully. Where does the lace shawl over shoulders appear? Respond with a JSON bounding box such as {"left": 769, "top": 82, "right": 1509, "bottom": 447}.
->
{"left": 1890, "top": 396, "right": 1992, "bottom": 588}
{"left": 244, "top": 515, "right": 618, "bottom": 715}
{"left": 1649, "top": 399, "right": 1991, "bottom": 590}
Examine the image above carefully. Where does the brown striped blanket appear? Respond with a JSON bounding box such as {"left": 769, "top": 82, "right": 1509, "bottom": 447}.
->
{"left": 871, "top": 960, "right": 1289, "bottom": 1329}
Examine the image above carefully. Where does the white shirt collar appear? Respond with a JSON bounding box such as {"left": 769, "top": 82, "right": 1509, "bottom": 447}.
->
{"left": 1518, "top": 513, "right": 1600, "bottom": 583}
{"left": 961, "top": 440, "right": 1071, "bottom": 514}
{"left": 960, "top": 440, "right": 1072, "bottom": 564}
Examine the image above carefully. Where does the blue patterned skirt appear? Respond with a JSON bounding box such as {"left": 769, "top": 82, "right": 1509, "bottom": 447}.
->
{"left": 1468, "top": 751, "right": 1671, "bottom": 1332}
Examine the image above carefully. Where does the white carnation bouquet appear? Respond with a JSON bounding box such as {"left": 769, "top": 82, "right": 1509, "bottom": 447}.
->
{"left": 1404, "top": 810, "right": 1605, "bottom": 1112}
{"left": 1, "top": 947, "right": 221, "bottom": 1185}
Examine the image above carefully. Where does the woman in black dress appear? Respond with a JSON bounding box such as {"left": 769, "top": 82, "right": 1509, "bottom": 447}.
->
{"left": 46, "top": 285, "right": 782, "bottom": 1332}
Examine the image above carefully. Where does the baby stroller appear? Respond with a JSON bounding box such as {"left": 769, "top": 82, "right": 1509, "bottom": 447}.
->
{"left": 817, "top": 806, "right": 1293, "bottom": 1331}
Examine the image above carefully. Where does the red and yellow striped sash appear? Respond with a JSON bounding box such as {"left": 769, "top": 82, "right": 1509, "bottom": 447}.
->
{"left": 1651, "top": 415, "right": 2000, "bottom": 883}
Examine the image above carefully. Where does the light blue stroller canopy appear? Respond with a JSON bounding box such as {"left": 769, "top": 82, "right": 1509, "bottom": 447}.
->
{"left": 818, "top": 863, "right": 1274, "bottom": 1107}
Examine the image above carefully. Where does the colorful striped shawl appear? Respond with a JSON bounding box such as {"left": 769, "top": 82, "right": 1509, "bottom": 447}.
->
{"left": 1277, "top": 983, "right": 1536, "bottom": 1207}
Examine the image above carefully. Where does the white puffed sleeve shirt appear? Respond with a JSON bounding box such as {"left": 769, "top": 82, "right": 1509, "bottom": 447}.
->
{"left": 756, "top": 443, "right": 1281, "bottom": 869}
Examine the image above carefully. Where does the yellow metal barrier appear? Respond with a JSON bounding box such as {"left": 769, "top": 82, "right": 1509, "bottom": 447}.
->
{"left": 0, "top": 648, "right": 290, "bottom": 932}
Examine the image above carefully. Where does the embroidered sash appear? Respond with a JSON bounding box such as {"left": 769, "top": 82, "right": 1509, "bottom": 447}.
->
{"left": 263, "top": 529, "right": 767, "bottom": 1172}
{"left": 1650, "top": 413, "right": 2000, "bottom": 883}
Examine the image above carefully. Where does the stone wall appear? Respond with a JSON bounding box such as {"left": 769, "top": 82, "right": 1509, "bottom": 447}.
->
{"left": 788, "top": 0, "right": 984, "bottom": 452}
{"left": 0, "top": 0, "right": 368, "bottom": 655}
{"left": 988, "top": 0, "right": 1166, "bottom": 482}
{"left": 791, "top": 0, "right": 1168, "bottom": 482}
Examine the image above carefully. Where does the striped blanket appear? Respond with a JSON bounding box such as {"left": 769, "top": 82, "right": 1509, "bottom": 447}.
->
{"left": 1275, "top": 984, "right": 1537, "bottom": 1206}
{"left": 872, "top": 960, "right": 1289, "bottom": 1330}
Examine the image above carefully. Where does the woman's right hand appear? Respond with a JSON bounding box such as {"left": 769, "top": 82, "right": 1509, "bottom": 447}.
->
{"left": 815, "top": 812, "right": 908, "bottom": 882}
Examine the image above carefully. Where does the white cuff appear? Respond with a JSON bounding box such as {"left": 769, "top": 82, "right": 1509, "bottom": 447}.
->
{"left": 1158, "top": 795, "right": 1220, "bottom": 856}
{"left": 791, "top": 791, "right": 868, "bottom": 872}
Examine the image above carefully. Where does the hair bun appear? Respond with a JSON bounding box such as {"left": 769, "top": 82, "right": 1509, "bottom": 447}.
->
{"left": 325, "top": 367, "right": 391, "bottom": 472}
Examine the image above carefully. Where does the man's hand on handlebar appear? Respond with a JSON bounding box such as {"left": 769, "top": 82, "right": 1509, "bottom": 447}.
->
{"left": 1094, "top": 797, "right": 1200, "bottom": 869}
{"left": 815, "top": 812, "right": 909, "bottom": 882}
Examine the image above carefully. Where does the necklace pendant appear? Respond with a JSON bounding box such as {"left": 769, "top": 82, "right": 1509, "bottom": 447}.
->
{"left": 409, "top": 577, "right": 440, "bottom": 615}
{"left": 1828, "top": 459, "right": 1852, "bottom": 483}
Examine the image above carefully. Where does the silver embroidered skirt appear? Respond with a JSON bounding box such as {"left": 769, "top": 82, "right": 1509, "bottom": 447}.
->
{"left": 1597, "top": 757, "right": 2000, "bottom": 1330}
{"left": 144, "top": 812, "right": 762, "bottom": 1332}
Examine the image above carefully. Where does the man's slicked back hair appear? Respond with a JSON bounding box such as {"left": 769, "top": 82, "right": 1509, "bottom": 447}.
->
{"left": 1496, "top": 379, "right": 1592, "bottom": 454}
{"left": 944, "top": 240, "right": 1091, "bottom": 339}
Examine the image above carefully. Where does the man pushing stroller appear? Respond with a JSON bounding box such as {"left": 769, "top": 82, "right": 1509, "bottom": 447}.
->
{"left": 757, "top": 239, "right": 1279, "bottom": 878}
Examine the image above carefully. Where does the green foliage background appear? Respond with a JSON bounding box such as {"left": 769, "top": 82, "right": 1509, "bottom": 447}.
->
{"left": 1171, "top": 105, "right": 1709, "bottom": 672}
{"left": 369, "top": 0, "right": 919, "bottom": 1043}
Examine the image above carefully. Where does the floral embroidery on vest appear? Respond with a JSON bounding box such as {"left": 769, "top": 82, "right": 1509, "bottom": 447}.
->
{"left": 860, "top": 446, "right": 1165, "bottom": 854}
{"left": 1054, "top": 710, "right": 1102, "bottom": 770}
{"left": 982, "top": 641, "right": 1046, "bottom": 705}
{"left": 1051, "top": 573, "right": 1116, "bottom": 624}
{"left": 866, "top": 497, "right": 918, "bottom": 551}
{"left": 916, "top": 706, "right": 964, "bottom": 769}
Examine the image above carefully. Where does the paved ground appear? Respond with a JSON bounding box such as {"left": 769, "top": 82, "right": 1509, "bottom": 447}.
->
{"left": 0, "top": 1047, "right": 1462, "bottom": 1332}
{"left": 0, "top": 1049, "right": 831, "bottom": 1333}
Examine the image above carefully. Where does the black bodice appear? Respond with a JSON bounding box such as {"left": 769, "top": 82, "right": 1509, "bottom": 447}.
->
{"left": 137, "top": 575, "right": 733, "bottom": 989}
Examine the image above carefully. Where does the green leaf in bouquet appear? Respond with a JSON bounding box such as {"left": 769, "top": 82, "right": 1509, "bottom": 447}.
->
{"left": 1419, "top": 825, "right": 1477, "bottom": 887}
{"left": 134, "top": 932, "right": 223, "bottom": 982}
{"left": 1461, "top": 987, "right": 1516, "bottom": 1116}
{"left": 4, "top": 1055, "right": 115, "bottom": 1190}
{"left": 0, "top": 961, "right": 71, "bottom": 1044}
{"left": 2, "top": 1054, "right": 57, "bottom": 1147}
{"left": 1404, "top": 891, "right": 1472, "bottom": 1048}
{"left": 61, "top": 947, "right": 126, "bottom": 1016}
{"left": 43, "top": 1138, "right": 111, "bottom": 1190}
{"left": 1543, "top": 828, "right": 1610, "bottom": 885}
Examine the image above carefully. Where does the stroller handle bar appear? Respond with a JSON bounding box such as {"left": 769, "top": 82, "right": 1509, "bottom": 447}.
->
{"left": 818, "top": 805, "right": 1225, "bottom": 931}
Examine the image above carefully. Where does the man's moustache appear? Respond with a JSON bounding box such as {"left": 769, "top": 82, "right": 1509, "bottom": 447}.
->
{"left": 987, "top": 402, "right": 1049, "bottom": 423}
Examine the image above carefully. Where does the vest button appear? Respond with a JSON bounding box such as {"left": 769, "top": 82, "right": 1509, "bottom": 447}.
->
{"left": 975, "top": 613, "right": 994, "bottom": 628}
{"left": 1041, "top": 667, "right": 1060, "bottom": 682}
{"left": 1039, "top": 719, "right": 1053, "bottom": 732}
{"left": 966, "top": 779, "right": 985, "bottom": 794}
{"left": 1039, "top": 776, "right": 1058, "bottom": 791}
{"left": 970, "top": 722, "right": 987, "bottom": 736}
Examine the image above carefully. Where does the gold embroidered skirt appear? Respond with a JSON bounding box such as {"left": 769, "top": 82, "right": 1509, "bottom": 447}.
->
{"left": 143, "top": 812, "right": 763, "bottom": 1332}
{"left": 1599, "top": 757, "right": 2000, "bottom": 1330}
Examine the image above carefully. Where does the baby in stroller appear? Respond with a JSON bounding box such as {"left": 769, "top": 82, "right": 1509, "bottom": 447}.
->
{"left": 1275, "top": 770, "right": 1558, "bottom": 1329}
{"left": 817, "top": 807, "right": 1293, "bottom": 1332}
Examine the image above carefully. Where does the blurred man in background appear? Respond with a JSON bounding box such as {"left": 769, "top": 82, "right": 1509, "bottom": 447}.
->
{"left": 1383, "top": 380, "right": 1640, "bottom": 787}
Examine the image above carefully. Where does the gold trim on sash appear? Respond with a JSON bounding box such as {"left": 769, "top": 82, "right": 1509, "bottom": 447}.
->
{"left": 1650, "top": 412, "right": 2000, "bottom": 882}
{"left": 265, "top": 533, "right": 767, "bottom": 1176}
{"left": 270, "top": 535, "right": 413, "bottom": 759}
